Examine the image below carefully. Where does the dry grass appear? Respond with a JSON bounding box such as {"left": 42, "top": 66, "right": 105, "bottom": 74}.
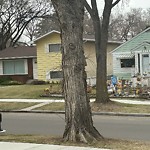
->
{"left": 34, "top": 101, "right": 150, "bottom": 114}
{"left": 35, "top": 102, "right": 65, "bottom": 111}
{"left": 0, "top": 135, "right": 150, "bottom": 150}
{"left": 0, "top": 84, "right": 61, "bottom": 99}
{"left": 0, "top": 85, "right": 47, "bottom": 99}
{"left": 0, "top": 102, "right": 37, "bottom": 111}
{"left": 91, "top": 101, "right": 150, "bottom": 113}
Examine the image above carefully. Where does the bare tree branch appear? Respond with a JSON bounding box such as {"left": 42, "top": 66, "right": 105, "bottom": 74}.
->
{"left": 112, "top": 0, "right": 121, "bottom": 8}
{"left": 0, "top": 0, "right": 50, "bottom": 50}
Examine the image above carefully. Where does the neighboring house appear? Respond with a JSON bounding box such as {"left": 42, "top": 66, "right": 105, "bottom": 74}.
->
{"left": 112, "top": 27, "right": 150, "bottom": 82}
{"left": 34, "top": 30, "right": 121, "bottom": 84}
{"left": 0, "top": 46, "right": 37, "bottom": 83}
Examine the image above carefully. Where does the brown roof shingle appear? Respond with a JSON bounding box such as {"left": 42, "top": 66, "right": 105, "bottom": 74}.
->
{"left": 0, "top": 46, "right": 37, "bottom": 59}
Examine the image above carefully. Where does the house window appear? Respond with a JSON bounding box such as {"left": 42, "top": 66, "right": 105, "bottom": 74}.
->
{"left": 3, "top": 60, "right": 25, "bottom": 75}
{"left": 50, "top": 71, "right": 63, "bottom": 79}
{"left": 49, "top": 44, "right": 61, "bottom": 52}
{"left": 120, "top": 58, "right": 135, "bottom": 68}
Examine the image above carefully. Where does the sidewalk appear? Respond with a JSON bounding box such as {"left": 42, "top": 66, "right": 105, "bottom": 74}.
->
{"left": 0, "top": 98, "right": 150, "bottom": 105}
{"left": 1, "top": 98, "right": 150, "bottom": 117}
{"left": 0, "top": 142, "right": 110, "bottom": 150}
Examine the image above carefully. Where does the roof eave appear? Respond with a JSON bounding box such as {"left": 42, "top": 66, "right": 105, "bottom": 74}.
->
{"left": 33, "top": 30, "right": 60, "bottom": 42}
{"left": 0, "top": 56, "right": 37, "bottom": 60}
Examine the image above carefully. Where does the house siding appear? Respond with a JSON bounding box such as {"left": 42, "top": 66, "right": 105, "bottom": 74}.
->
{"left": 84, "top": 41, "right": 96, "bottom": 78}
{"left": 36, "top": 32, "right": 61, "bottom": 81}
{"left": 113, "top": 29, "right": 150, "bottom": 53}
{"left": 84, "top": 42, "right": 120, "bottom": 77}
{"left": 112, "top": 28, "right": 150, "bottom": 80}
{"left": 107, "top": 43, "right": 120, "bottom": 75}
{"left": 113, "top": 53, "right": 135, "bottom": 79}
{"left": 35, "top": 31, "right": 121, "bottom": 81}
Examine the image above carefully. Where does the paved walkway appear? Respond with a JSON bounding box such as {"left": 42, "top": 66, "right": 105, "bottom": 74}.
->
{"left": 111, "top": 98, "right": 150, "bottom": 105}
{"left": 0, "top": 142, "right": 110, "bottom": 150}
{"left": 1, "top": 98, "right": 150, "bottom": 116}
{"left": 0, "top": 98, "right": 150, "bottom": 105}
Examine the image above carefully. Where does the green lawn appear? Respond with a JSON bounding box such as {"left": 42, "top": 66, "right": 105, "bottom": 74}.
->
{"left": 0, "top": 85, "right": 150, "bottom": 114}
{"left": 0, "top": 84, "right": 61, "bottom": 99}
{"left": 0, "top": 85, "right": 150, "bottom": 149}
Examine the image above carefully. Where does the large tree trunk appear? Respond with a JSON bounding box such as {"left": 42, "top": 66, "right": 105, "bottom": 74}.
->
{"left": 85, "top": 0, "right": 119, "bottom": 103}
{"left": 95, "top": 1, "right": 113, "bottom": 103}
{"left": 51, "top": 0, "right": 103, "bottom": 142}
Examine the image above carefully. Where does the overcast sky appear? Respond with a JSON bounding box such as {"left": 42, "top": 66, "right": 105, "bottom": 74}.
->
{"left": 94, "top": 0, "right": 150, "bottom": 8}
{"left": 129, "top": 0, "right": 150, "bottom": 9}
{"left": 87, "top": 0, "right": 150, "bottom": 15}
{"left": 24, "top": 0, "right": 150, "bottom": 43}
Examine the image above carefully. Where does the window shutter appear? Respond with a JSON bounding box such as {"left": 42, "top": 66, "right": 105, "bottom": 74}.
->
{"left": 45, "top": 44, "right": 49, "bottom": 53}
{"left": 46, "top": 71, "right": 50, "bottom": 80}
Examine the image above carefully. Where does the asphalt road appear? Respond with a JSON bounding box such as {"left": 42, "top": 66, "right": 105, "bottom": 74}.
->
{"left": 2, "top": 113, "right": 150, "bottom": 141}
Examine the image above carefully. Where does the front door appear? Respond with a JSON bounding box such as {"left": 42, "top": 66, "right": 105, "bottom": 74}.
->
{"left": 142, "top": 54, "right": 150, "bottom": 75}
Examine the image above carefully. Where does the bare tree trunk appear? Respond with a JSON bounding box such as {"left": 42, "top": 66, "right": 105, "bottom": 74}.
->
{"left": 95, "top": 1, "right": 112, "bottom": 103}
{"left": 52, "top": 0, "right": 103, "bottom": 142}
{"left": 84, "top": 0, "right": 121, "bottom": 103}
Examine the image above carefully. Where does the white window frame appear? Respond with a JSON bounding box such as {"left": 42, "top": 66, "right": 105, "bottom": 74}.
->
{"left": 45, "top": 43, "right": 61, "bottom": 53}
{"left": 2, "top": 59, "right": 28, "bottom": 75}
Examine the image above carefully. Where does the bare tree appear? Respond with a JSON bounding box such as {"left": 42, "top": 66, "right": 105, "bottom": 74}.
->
{"left": 109, "top": 8, "right": 146, "bottom": 41}
{"left": 34, "top": 12, "right": 60, "bottom": 38}
{"left": 83, "top": 11, "right": 94, "bottom": 35}
{"left": 33, "top": 10, "right": 94, "bottom": 38}
{"left": 51, "top": 0, "right": 103, "bottom": 143}
{"left": 84, "top": 0, "right": 125, "bottom": 103}
{"left": 0, "top": 0, "right": 50, "bottom": 50}
{"left": 24, "top": 19, "right": 39, "bottom": 42}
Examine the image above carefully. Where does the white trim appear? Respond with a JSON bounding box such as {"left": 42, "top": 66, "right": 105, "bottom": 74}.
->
{"left": 45, "top": 44, "right": 49, "bottom": 53}
{"left": 46, "top": 69, "right": 63, "bottom": 80}
{"left": 116, "top": 54, "right": 135, "bottom": 59}
{"left": 131, "top": 41, "right": 150, "bottom": 52}
{"left": 34, "top": 30, "right": 61, "bottom": 42}
{"left": 0, "top": 60, "right": 3, "bottom": 75}
{"left": 83, "top": 38, "right": 123, "bottom": 44}
{"left": 0, "top": 56, "right": 36, "bottom": 60}
{"left": 34, "top": 30, "right": 122, "bottom": 45}
{"left": 33, "top": 58, "right": 38, "bottom": 79}
{"left": 24, "top": 59, "right": 28, "bottom": 74}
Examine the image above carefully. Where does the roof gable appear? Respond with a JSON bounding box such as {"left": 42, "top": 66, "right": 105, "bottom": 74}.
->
{"left": 112, "top": 27, "right": 150, "bottom": 53}
{"left": 131, "top": 41, "right": 150, "bottom": 52}
{"left": 34, "top": 30, "right": 122, "bottom": 44}
{"left": 34, "top": 30, "right": 60, "bottom": 42}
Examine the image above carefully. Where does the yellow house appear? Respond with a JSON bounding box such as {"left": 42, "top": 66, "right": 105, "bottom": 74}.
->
{"left": 34, "top": 30, "right": 121, "bottom": 84}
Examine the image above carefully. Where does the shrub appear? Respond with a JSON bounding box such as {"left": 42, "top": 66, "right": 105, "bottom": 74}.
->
{"left": 0, "top": 76, "right": 12, "bottom": 85}
{"left": 0, "top": 80, "right": 22, "bottom": 85}
{"left": 27, "top": 79, "right": 46, "bottom": 85}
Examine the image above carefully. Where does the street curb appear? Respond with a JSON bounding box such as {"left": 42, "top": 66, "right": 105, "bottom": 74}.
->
{"left": 1, "top": 110, "right": 150, "bottom": 117}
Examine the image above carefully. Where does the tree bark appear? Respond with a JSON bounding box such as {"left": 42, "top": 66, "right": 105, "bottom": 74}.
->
{"left": 84, "top": 0, "right": 121, "bottom": 103}
{"left": 52, "top": 0, "right": 103, "bottom": 142}
{"left": 95, "top": 0, "right": 113, "bottom": 103}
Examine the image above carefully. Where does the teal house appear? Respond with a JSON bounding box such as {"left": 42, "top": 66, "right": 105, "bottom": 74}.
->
{"left": 112, "top": 27, "right": 150, "bottom": 81}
